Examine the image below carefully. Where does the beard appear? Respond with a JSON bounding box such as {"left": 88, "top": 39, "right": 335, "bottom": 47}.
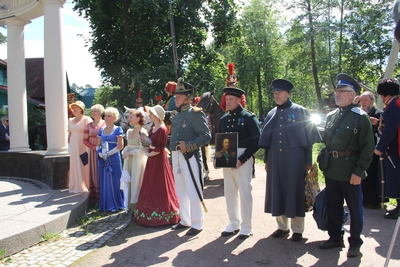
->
{"left": 362, "top": 106, "right": 373, "bottom": 113}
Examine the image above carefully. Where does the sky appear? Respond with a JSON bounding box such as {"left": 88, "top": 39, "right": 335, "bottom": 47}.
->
{"left": 0, "top": 1, "right": 102, "bottom": 88}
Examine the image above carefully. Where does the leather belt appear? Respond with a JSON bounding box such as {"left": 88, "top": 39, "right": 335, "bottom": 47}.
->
{"left": 331, "top": 150, "right": 359, "bottom": 158}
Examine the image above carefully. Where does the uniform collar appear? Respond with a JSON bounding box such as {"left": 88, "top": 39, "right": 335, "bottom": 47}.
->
{"left": 177, "top": 103, "right": 191, "bottom": 112}
{"left": 338, "top": 103, "right": 354, "bottom": 113}
{"left": 228, "top": 104, "right": 243, "bottom": 115}
{"left": 276, "top": 99, "right": 293, "bottom": 109}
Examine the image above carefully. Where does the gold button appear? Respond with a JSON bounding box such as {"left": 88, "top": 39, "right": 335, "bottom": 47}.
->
{"left": 279, "top": 133, "right": 282, "bottom": 135}
{"left": 279, "top": 141, "right": 282, "bottom": 143}
{"left": 280, "top": 149, "right": 282, "bottom": 152}
{"left": 280, "top": 125, "right": 282, "bottom": 127}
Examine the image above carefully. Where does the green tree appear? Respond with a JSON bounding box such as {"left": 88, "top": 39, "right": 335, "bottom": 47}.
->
{"left": 216, "top": 0, "right": 282, "bottom": 116}
{"left": 73, "top": 0, "right": 239, "bottom": 108}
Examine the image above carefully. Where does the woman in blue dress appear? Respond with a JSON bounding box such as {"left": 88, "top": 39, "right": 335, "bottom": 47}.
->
{"left": 97, "top": 107, "right": 125, "bottom": 211}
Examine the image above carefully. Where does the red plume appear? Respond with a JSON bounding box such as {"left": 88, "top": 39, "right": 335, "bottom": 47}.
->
{"left": 228, "top": 62, "right": 234, "bottom": 76}
{"left": 138, "top": 90, "right": 142, "bottom": 97}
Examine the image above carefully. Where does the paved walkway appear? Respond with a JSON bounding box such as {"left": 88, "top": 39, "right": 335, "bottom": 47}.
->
{"left": 1, "top": 162, "right": 400, "bottom": 266}
{"left": 1, "top": 211, "right": 131, "bottom": 267}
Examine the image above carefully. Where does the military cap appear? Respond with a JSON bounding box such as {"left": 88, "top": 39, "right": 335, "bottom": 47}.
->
{"left": 175, "top": 77, "right": 195, "bottom": 95}
{"left": 336, "top": 73, "right": 361, "bottom": 93}
{"left": 271, "top": 79, "right": 294, "bottom": 93}
{"left": 223, "top": 87, "right": 245, "bottom": 98}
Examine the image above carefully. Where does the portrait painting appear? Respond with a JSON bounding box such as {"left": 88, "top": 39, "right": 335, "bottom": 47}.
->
{"left": 215, "top": 132, "right": 238, "bottom": 168}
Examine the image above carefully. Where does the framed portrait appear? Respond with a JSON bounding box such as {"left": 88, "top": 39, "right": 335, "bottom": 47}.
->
{"left": 215, "top": 132, "right": 238, "bottom": 168}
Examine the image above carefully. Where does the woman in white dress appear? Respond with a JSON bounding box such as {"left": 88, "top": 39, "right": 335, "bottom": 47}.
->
{"left": 121, "top": 109, "right": 148, "bottom": 211}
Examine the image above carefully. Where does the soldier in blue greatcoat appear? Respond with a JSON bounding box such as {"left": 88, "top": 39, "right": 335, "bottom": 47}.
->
{"left": 259, "top": 79, "right": 320, "bottom": 242}
{"left": 374, "top": 78, "right": 400, "bottom": 219}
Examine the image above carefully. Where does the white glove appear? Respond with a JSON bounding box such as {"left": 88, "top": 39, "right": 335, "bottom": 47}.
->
{"left": 107, "top": 147, "right": 120, "bottom": 157}
{"left": 99, "top": 152, "right": 107, "bottom": 160}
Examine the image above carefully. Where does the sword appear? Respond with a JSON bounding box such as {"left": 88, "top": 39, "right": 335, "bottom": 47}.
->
{"left": 177, "top": 146, "right": 208, "bottom": 212}
{"left": 380, "top": 155, "right": 386, "bottom": 210}
{"left": 385, "top": 151, "right": 396, "bottom": 168}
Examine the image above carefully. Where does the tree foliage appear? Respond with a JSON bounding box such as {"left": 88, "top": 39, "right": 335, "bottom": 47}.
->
{"left": 75, "top": 0, "right": 398, "bottom": 115}
{"left": 73, "top": 0, "right": 239, "bottom": 108}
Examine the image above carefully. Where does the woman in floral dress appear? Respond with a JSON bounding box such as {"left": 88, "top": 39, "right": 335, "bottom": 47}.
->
{"left": 133, "top": 105, "right": 180, "bottom": 226}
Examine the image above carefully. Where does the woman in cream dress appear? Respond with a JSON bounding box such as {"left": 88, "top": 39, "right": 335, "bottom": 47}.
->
{"left": 121, "top": 109, "right": 148, "bottom": 211}
{"left": 68, "top": 101, "right": 92, "bottom": 193}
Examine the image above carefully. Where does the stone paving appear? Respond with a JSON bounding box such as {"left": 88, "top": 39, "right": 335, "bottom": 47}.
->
{"left": 0, "top": 211, "right": 131, "bottom": 267}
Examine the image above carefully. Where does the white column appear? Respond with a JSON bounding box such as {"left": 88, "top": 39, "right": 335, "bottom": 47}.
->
{"left": 43, "top": 0, "right": 68, "bottom": 155}
{"left": 5, "top": 18, "right": 30, "bottom": 152}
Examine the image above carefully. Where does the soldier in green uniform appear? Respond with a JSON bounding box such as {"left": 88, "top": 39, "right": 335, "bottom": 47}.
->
{"left": 166, "top": 78, "right": 211, "bottom": 236}
{"left": 319, "top": 73, "right": 374, "bottom": 258}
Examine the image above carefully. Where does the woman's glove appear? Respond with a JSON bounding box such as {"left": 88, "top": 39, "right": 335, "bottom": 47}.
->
{"left": 107, "top": 147, "right": 119, "bottom": 157}
{"left": 98, "top": 152, "right": 107, "bottom": 160}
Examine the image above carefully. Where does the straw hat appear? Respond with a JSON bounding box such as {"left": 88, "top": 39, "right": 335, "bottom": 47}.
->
{"left": 145, "top": 105, "right": 165, "bottom": 122}
{"left": 69, "top": 101, "right": 85, "bottom": 113}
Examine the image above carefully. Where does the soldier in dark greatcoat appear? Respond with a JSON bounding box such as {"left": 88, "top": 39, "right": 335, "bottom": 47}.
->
{"left": 319, "top": 73, "right": 374, "bottom": 258}
{"left": 259, "top": 79, "right": 320, "bottom": 242}
{"left": 374, "top": 78, "right": 400, "bottom": 219}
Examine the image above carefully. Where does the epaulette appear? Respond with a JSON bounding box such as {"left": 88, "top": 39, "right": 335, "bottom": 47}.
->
{"left": 169, "top": 110, "right": 178, "bottom": 122}
{"left": 351, "top": 107, "right": 366, "bottom": 115}
{"left": 193, "top": 106, "right": 203, "bottom": 113}
{"left": 245, "top": 108, "right": 256, "bottom": 115}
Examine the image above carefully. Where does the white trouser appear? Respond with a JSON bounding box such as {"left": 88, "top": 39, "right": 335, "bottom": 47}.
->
{"left": 172, "top": 151, "right": 204, "bottom": 230}
{"left": 223, "top": 148, "right": 253, "bottom": 235}
{"left": 276, "top": 215, "right": 304, "bottom": 234}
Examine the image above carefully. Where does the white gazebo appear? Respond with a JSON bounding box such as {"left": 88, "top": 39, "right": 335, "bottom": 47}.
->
{"left": 0, "top": 0, "right": 68, "bottom": 155}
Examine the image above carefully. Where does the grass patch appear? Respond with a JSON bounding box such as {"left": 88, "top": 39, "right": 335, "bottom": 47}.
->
{"left": 0, "top": 249, "right": 6, "bottom": 260}
{"left": 77, "top": 208, "right": 108, "bottom": 228}
{"left": 76, "top": 207, "right": 110, "bottom": 235}
{"left": 41, "top": 232, "right": 61, "bottom": 242}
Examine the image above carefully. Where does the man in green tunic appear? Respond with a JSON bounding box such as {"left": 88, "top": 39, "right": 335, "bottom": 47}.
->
{"left": 319, "top": 73, "right": 374, "bottom": 258}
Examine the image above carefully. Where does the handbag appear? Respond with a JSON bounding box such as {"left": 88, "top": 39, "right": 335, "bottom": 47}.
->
{"left": 305, "top": 163, "right": 320, "bottom": 211}
{"left": 313, "top": 188, "right": 349, "bottom": 231}
{"left": 317, "top": 147, "right": 329, "bottom": 171}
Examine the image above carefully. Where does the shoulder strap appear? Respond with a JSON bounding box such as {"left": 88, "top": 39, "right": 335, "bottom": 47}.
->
{"left": 345, "top": 114, "right": 360, "bottom": 152}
